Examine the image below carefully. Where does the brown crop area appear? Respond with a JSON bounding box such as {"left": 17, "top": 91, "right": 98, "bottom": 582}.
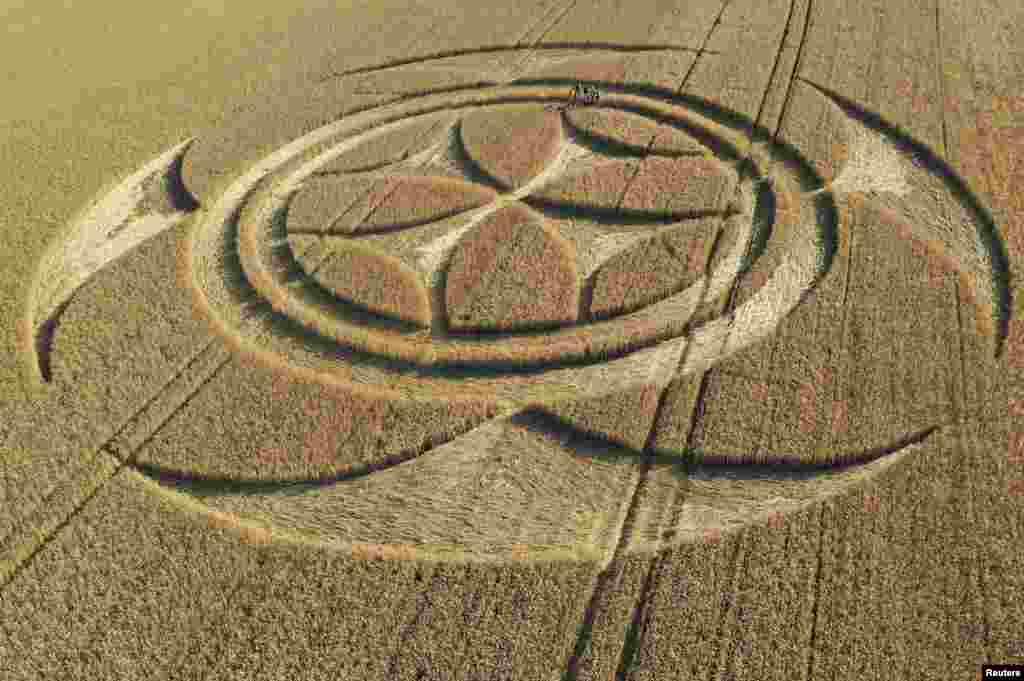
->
{"left": 445, "top": 203, "right": 579, "bottom": 332}
{"left": 2, "top": 1, "right": 1022, "bottom": 679}
{"left": 354, "top": 176, "right": 497, "bottom": 232}
{"left": 460, "top": 103, "right": 564, "bottom": 189}
{"left": 589, "top": 234, "right": 692, "bottom": 320}
{"left": 566, "top": 106, "right": 711, "bottom": 156}
{"left": 311, "top": 243, "right": 431, "bottom": 327}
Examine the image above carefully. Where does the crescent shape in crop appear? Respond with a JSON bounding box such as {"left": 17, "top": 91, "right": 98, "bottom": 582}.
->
{"left": 803, "top": 78, "right": 1012, "bottom": 356}
{"left": 22, "top": 138, "right": 199, "bottom": 383}
{"left": 22, "top": 70, "right": 1013, "bottom": 556}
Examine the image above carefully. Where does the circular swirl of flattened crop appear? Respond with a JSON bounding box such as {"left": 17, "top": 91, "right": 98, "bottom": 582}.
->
{"left": 186, "top": 84, "right": 829, "bottom": 411}
{"left": 25, "top": 50, "right": 1011, "bottom": 563}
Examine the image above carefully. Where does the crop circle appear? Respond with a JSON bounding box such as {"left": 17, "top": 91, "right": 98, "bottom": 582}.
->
{"left": 187, "top": 81, "right": 828, "bottom": 410}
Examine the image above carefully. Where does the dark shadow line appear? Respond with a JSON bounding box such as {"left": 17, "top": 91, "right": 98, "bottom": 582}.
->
{"left": 307, "top": 80, "right": 756, "bottom": 175}
{"left": 321, "top": 43, "right": 713, "bottom": 81}
{"left": 521, "top": 196, "right": 735, "bottom": 225}
{"left": 248, "top": 199, "right": 695, "bottom": 374}
{"left": 130, "top": 412, "right": 938, "bottom": 500}
{"left": 165, "top": 139, "right": 202, "bottom": 212}
{"left": 34, "top": 140, "right": 201, "bottom": 384}
{"left": 446, "top": 317, "right": 578, "bottom": 336}
{"left": 613, "top": 8, "right": 805, "bottom": 675}
{"left": 131, "top": 437, "right": 444, "bottom": 496}
{"left": 327, "top": 76, "right": 827, "bottom": 193}
{"left": 557, "top": 72, "right": 740, "bottom": 680}
{"left": 933, "top": 0, "right": 950, "bottom": 158}
{"left": 445, "top": 118, "right": 514, "bottom": 192}
{"left": 561, "top": 110, "right": 709, "bottom": 159}
{"left": 559, "top": 567, "right": 617, "bottom": 681}
{"left": 357, "top": 76, "right": 758, "bottom": 161}
{"left": 808, "top": 189, "right": 840, "bottom": 285}
{"left": 428, "top": 255, "right": 452, "bottom": 338}
{"left": 223, "top": 251, "right": 674, "bottom": 377}
{"left": 538, "top": 410, "right": 939, "bottom": 476}
{"left": 523, "top": 79, "right": 754, "bottom": 161}
{"left": 34, "top": 297, "right": 71, "bottom": 383}
{"left": 240, "top": 191, "right": 430, "bottom": 333}
{"left": 342, "top": 80, "right": 507, "bottom": 100}
{"left": 121, "top": 355, "right": 233, "bottom": 463}
{"left": 689, "top": 424, "right": 939, "bottom": 477}
{"left": 800, "top": 77, "right": 1012, "bottom": 358}
{"left": 212, "top": 79, "right": 841, "bottom": 375}
{"left": 606, "top": 219, "right": 730, "bottom": 681}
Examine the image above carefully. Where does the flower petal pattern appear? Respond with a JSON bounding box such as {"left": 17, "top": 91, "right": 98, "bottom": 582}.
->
{"left": 620, "top": 157, "right": 737, "bottom": 215}
{"left": 310, "top": 242, "right": 431, "bottom": 327}
{"left": 353, "top": 176, "right": 497, "bottom": 233}
{"left": 588, "top": 235, "right": 690, "bottom": 320}
{"left": 445, "top": 203, "right": 578, "bottom": 332}
{"left": 460, "top": 104, "right": 563, "bottom": 189}
{"left": 565, "top": 107, "right": 710, "bottom": 156}
{"left": 288, "top": 175, "right": 496, "bottom": 235}
{"left": 287, "top": 176, "right": 393, "bottom": 234}
{"left": 588, "top": 219, "right": 721, "bottom": 320}
{"left": 529, "top": 160, "right": 638, "bottom": 212}
{"left": 530, "top": 156, "right": 736, "bottom": 219}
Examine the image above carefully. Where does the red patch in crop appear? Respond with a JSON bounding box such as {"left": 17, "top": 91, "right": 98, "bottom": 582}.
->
{"left": 687, "top": 235, "right": 707, "bottom": 272}
{"left": 1008, "top": 431, "right": 1024, "bottom": 466}
{"left": 1007, "top": 319, "right": 1024, "bottom": 370}
{"left": 747, "top": 269, "right": 769, "bottom": 291}
{"left": 831, "top": 399, "right": 850, "bottom": 436}
{"left": 799, "top": 368, "right": 834, "bottom": 434}
{"left": 1008, "top": 479, "right": 1024, "bottom": 498}
{"left": 798, "top": 384, "right": 817, "bottom": 434}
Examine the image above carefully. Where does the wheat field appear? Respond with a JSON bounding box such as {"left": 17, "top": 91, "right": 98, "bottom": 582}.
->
{"left": 1, "top": 1, "right": 1022, "bottom": 679}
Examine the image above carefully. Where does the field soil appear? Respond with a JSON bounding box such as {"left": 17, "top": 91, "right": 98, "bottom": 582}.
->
{"left": 2, "top": 1, "right": 1023, "bottom": 679}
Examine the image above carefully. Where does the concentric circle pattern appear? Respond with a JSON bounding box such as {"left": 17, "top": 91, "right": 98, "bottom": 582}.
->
{"left": 25, "top": 49, "right": 1012, "bottom": 566}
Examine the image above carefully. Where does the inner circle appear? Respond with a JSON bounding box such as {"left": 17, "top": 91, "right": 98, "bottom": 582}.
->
{"left": 230, "top": 87, "right": 771, "bottom": 370}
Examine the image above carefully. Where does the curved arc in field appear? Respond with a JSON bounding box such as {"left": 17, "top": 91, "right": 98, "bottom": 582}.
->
{"left": 154, "top": 82, "right": 855, "bottom": 561}
{"left": 34, "top": 75, "right": 982, "bottom": 561}
{"left": 12, "top": 42, "right": 1007, "bottom": 561}
{"left": 23, "top": 138, "right": 199, "bottom": 384}
{"left": 803, "top": 78, "right": 1012, "bottom": 357}
{"left": 187, "top": 83, "right": 832, "bottom": 405}
{"left": 147, "top": 412, "right": 939, "bottom": 563}
{"left": 320, "top": 42, "right": 709, "bottom": 81}
{"left": 25, "top": 60, "right": 997, "bottom": 556}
